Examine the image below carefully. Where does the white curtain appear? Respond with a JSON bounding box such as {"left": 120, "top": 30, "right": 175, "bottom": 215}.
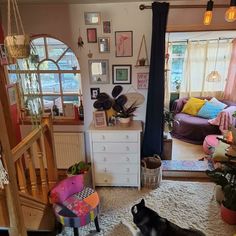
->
{"left": 180, "top": 40, "right": 232, "bottom": 99}
{"left": 164, "top": 42, "right": 172, "bottom": 109}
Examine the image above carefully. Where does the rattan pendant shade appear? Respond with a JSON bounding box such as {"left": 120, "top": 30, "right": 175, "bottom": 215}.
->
{"left": 206, "top": 39, "right": 221, "bottom": 82}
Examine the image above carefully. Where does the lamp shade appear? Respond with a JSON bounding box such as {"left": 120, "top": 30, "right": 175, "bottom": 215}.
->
{"left": 206, "top": 71, "right": 221, "bottom": 82}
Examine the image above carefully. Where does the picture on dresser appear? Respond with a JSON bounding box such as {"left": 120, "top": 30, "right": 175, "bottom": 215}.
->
{"left": 93, "top": 111, "right": 107, "bottom": 127}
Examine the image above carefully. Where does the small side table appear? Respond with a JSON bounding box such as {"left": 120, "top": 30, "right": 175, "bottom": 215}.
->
{"left": 163, "top": 133, "right": 173, "bottom": 160}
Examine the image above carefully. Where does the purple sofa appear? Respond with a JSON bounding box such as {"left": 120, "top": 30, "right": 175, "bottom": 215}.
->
{"left": 171, "top": 97, "right": 236, "bottom": 145}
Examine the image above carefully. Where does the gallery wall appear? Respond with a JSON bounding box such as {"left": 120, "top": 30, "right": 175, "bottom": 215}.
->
{"left": 1, "top": 1, "right": 235, "bottom": 158}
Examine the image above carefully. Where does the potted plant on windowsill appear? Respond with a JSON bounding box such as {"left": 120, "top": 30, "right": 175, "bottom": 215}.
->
{"left": 163, "top": 108, "right": 178, "bottom": 138}
{"left": 206, "top": 164, "right": 236, "bottom": 224}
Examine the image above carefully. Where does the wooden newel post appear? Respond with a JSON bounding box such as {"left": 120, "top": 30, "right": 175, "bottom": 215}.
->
{"left": 0, "top": 101, "right": 27, "bottom": 236}
{"left": 42, "top": 116, "right": 58, "bottom": 189}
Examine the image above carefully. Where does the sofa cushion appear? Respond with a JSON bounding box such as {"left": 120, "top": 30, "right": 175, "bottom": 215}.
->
{"left": 209, "top": 97, "right": 227, "bottom": 109}
{"left": 182, "top": 97, "right": 206, "bottom": 116}
{"left": 197, "top": 101, "right": 223, "bottom": 119}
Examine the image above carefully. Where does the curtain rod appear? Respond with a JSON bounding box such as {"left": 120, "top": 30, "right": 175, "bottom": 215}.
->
{"left": 139, "top": 4, "right": 228, "bottom": 10}
{"left": 168, "top": 37, "right": 234, "bottom": 43}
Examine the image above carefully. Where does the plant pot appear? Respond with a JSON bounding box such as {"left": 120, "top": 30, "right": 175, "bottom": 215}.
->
{"left": 5, "top": 35, "right": 30, "bottom": 59}
{"left": 139, "top": 59, "right": 146, "bottom": 66}
{"left": 221, "top": 202, "right": 236, "bottom": 225}
{"left": 67, "top": 167, "right": 93, "bottom": 188}
{"left": 119, "top": 117, "right": 131, "bottom": 124}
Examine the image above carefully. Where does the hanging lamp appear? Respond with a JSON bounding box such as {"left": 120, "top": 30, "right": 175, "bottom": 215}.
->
{"left": 206, "top": 39, "right": 221, "bottom": 82}
{"left": 203, "top": 0, "right": 214, "bottom": 25}
{"left": 225, "top": 0, "right": 236, "bottom": 22}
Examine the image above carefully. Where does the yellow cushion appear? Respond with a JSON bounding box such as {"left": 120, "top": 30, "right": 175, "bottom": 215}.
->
{"left": 182, "top": 97, "right": 206, "bottom": 116}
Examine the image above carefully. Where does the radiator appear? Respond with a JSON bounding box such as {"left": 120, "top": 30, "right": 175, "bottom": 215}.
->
{"left": 53, "top": 132, "right": 85, "bottom": 169}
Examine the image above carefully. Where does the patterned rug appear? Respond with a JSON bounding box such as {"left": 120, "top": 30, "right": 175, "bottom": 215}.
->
{"left": 162, "top": 159, "right": 214, "bottom": 172}
{"left": 58, "top": 181, "right": 236, "bottom": 236}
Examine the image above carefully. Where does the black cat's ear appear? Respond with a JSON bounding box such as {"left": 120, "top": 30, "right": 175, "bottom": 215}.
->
{"left": 140, "top": 199, "right": 145, "bottom": 206}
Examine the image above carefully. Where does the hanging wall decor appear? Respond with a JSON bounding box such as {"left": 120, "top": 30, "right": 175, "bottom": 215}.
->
{"left": 135, "top": 34, "right": 149, "bottom": 67}
{"left": 5, "top": 0, "right": 30, "bottom": 59}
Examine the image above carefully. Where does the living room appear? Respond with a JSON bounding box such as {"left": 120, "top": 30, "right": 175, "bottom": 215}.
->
{"left": 0, "top": 0, "right": 236, "bottom": 236}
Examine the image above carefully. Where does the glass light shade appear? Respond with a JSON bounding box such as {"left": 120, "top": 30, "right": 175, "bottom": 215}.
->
{"left": 204, "top": 11, "right": 213, "bottom": 25}
{"left": 206, "top": 71, "right": 221, "bottom": 82}
{"left": 225, "top": 6, "right": 236, "bottom": 22}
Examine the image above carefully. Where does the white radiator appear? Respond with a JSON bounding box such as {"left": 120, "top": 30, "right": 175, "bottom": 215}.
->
{"left": 53, "top": 132, "right": 85, "bottom": 169}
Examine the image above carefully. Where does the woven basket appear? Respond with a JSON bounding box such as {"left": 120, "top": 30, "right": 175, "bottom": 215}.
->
{"left": 5, "top": 35, "right": 30, "bottom": 59}
{"left": 141, "top": 155, "right": 162, "bottom": 189}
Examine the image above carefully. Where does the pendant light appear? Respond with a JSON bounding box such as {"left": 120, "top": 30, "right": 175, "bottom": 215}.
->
{"left": 225, "top": 0, "right": 236, "bottom": 22}
{"left": 204, "top": 0, "right": 214, "bottom": 25}
{"left": 207, "top": 39, "right": 221, "bottom": 82}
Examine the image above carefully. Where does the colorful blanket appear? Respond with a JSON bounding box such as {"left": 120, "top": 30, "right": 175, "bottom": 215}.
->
{"left": 208, "top": 106, "right": 236, "bottom": 133}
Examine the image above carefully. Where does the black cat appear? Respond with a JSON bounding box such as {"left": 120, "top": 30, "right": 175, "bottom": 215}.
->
{"left": 131, "top": 199, "right": 205, "bottom": 236}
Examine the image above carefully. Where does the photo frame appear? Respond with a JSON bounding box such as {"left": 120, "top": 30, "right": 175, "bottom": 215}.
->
{"left": 112, "top": 65, "right": 132, "bottom": 84}
{"left": 98, "top": 37, "right": 110, "bottom": 53}
{"left": 137, "top": 72, "right": 149, "bottom": 89}
{"left": 90, "top": 88, "right": 100, "bottom": 99}
{"left": 84, "top": 12, "right": 101, "bottom": 25}
{"left": 89, "top": 59, "right": 109, "bottom": 84}
{"left": 93, "top": 111, "right": 107, "bottom": 128}
{"left": 87, "top": 28, "right": 97, "bottom": 43}
{"left": 115, "top": 31, "right": 133, "bottom": 57}
{"left": 102, "top": 21, "right": 111, "bottom": 34}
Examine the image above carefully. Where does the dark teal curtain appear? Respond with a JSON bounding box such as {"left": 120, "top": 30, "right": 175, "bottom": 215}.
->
{"left": 142, "top": 2, "right": 169, "bottom": 158}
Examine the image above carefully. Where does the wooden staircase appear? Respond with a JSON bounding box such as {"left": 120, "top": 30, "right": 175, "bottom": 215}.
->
{"left": 0, "top": 108, "right": 58, "bottom": 235}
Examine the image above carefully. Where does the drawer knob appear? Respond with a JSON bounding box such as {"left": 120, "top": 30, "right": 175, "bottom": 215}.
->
{"left": 126, "top": 157, "right": 130, "bottom": 161}
{"left": 126, "top": 168, "right": 130, "bottom": 172}
{"left": 102, "top": 146, "right": 106, "bottom": 151}
{"left": 102, "top": 135, "right": 105, "bottom": 140}
{"left": 104, "top": 179, "right": 108, "bottom": 183}
{"left": 126, "top": 135, "right": 129, "bottom": 139}
{"left": 104, "top": 168, "right": 107, "bottom": 172}
{"left": 126, "top": 146, "right": 130, "bottom": 151}
{"left": 103, "top": 157, "right": 107, "bottom": 162}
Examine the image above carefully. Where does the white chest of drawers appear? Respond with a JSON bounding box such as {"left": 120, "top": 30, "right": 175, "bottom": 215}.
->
{"left": 89, "top": 121, "right": 142, "bottom": 189}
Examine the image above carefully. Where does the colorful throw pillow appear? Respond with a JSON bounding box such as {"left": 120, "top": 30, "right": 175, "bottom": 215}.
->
{"left": 182, "top": 97, "right": 206, "bottom": 116}
{"left": 209, "top": 97, "right": 227, "bottom": 109}
{"left": 197, "top": 101, "right": 223, "bottom": 119}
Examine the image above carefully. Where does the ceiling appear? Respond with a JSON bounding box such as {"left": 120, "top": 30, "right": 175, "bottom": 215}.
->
{"left": 0, "top": 0, "right": 231, "bottom": 5}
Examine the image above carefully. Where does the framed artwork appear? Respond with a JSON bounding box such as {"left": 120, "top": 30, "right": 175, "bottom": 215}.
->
{"left": 102, "top": 21, "right": 111, "bottom": 34}
{"left": 93, "top": 111, "right": 107, "bottom": 128}
{"left": 84, "top": 12, "right": 101, "bottom": 25}
{"left": 87, "top": 28, "right": 97, "bottom": 43}
{"left": 115, "top": 31, "right": 133, "bottom": 57}
{"left": 137, "top": 73, "right": 149, "bottom": 89}
{"left": 88, "top": 59, "right": 109, "bottom": 84}
{"left": 90, "top": 88, "right": 100, "bottom": 99}
{"left": 98, "top": 37, "right": 110, "bottom": 53}
{"left": 112, "top": 65, "right": 132, "bottom": 84}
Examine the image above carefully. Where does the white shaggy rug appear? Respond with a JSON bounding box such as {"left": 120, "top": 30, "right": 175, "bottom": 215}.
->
{"left": 58, "top": 181, "right": 236, "bottom": 236}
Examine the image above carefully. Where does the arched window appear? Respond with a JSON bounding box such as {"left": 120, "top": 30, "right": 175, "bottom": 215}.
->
{"left": 8, "top": 35, "right": 82, "bottom": 116}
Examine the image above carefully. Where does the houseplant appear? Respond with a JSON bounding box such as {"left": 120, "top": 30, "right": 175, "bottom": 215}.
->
{"left": 163, "top": 108, "right": 178, "bottom": 138}
{"left": 206, "top": 164, "right": 236, "bottom": 224}
{"left": 67, "top": 161, "right": 92, "bottom": 187}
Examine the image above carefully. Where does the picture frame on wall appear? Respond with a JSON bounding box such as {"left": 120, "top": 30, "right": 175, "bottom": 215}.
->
{"left": 88, "top": 59, "right": 109, "bottom": 84}
{"left": 90, "top": 88, "right": 100, "bottom": 99}
{"left": 102, "top": 21, "right": 111, "bottom": 34}
{"left": 137, "top": 72, "right": 149, "bottom": 89}
{"left": 84, "top": 12, "right": 101, "bottom": 25}
{"left": 115, "top": 31, "right": 133, "bottom": 57}
{"left": 112, "top": 65, "right": 132, "bottom": 84}
{"left": 98, "top": 37, "right": 110, "bottom": 53}
{"left": 87, "top": 28, "right": 97, "bottom": 43}
{"left": 93, "top": 111, "right": 107, "bottom": 128}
